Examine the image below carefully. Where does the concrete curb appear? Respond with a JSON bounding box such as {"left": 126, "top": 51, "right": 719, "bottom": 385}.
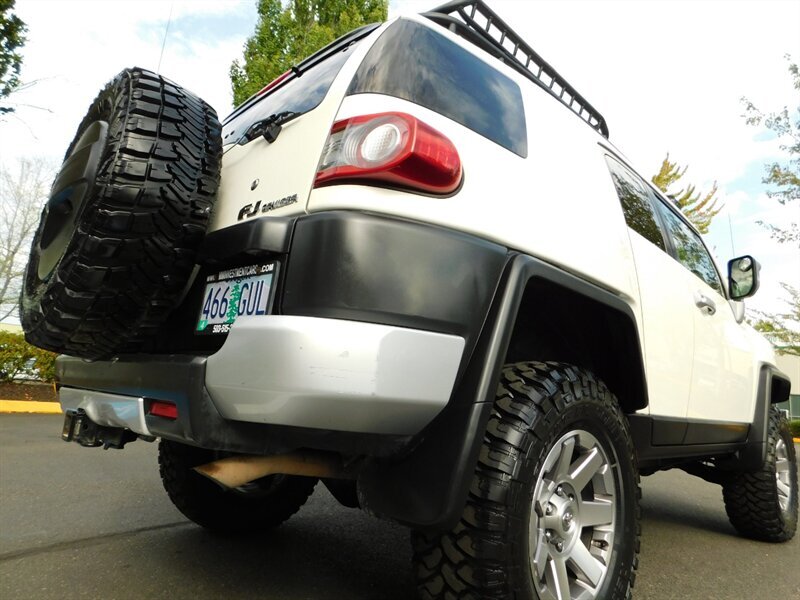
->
{"left": 0, "top": 400, "right": 61, "bottom": 414}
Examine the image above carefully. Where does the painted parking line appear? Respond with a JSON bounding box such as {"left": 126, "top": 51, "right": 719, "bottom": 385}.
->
{"left": 0, "top": 400, "right": 61, "bottom": 414}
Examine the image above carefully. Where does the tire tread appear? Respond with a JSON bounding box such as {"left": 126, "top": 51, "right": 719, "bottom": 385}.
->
{"left": 158, "top": 440, "right": 317, "bottom": 534}
{"left": 22, "top": 67, "right": 222, "bottom": 359}
{"left": 412, "top": 361, "right": 640, "bottom": 599}
{"left": 722, "top": 408, "right": 798, "bottom": 542}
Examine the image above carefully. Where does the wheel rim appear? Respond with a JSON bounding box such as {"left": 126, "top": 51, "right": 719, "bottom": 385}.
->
{"left": 775, "top": 438, "right": 792, "bottom": 514}
{"left": 36, "top": 120, "right": 108, "bottom": 281}
{"left": 529, "top": 430, "right": 617, "bottom": 600}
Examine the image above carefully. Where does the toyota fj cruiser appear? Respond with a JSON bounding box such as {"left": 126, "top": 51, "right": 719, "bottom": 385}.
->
{"left": 21, "top": 2, "right": 797, "bottom": 598}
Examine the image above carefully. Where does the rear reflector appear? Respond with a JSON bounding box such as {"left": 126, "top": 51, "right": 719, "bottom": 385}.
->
{"left": 315, "top": 112, "right": 462, "bottom": 194}
{"left": 148, "top": 401, "right": 178, "bottom": 420}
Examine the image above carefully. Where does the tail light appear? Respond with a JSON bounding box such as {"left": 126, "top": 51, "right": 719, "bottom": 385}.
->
{"left": 315, "top": 112, "right": 462, "bottom": 194}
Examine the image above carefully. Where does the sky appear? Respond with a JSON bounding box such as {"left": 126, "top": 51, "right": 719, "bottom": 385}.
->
{"left": 1, "top": 0, "right": 798, "bottom": 317}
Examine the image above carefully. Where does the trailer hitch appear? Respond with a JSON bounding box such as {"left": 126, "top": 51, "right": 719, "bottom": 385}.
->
{"left": 61, "top": 409, "right": 139, "bottom": 449}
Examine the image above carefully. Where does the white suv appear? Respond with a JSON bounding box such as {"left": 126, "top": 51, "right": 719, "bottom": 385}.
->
{"left": 21, "top": 1, "right": 797, "bottom": 598}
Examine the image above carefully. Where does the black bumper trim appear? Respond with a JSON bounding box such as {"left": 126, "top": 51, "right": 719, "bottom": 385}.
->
{"left": 282, "top": 211, "right": 508, "bottom": 369}
{"left": 199, "top": 216, "right": 297, "bottom": 262}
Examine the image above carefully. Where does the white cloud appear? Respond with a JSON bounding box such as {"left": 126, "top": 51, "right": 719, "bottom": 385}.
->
{"left": 0, "top": 0, "right": 254, "bottom": 164}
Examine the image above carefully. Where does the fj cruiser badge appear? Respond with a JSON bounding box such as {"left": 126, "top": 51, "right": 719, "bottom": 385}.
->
{"left": 237, "top": 193, "right": 298, "bottom": 221}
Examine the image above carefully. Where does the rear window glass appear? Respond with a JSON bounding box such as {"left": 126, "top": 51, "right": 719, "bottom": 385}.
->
{"left": 348, "top": 19, "right": 527, "bottom": 157}
{"left": 222, "top": 40, "right": 361, "bottom": 144}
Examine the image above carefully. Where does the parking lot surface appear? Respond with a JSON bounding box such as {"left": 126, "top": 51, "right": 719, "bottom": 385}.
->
{"left": 1, "top": 414, "right": 798, "bottom": 599}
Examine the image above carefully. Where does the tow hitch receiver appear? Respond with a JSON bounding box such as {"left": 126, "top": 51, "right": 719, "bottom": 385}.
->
{"left": 61, "top": 410, "right": 137, "bottom": 449}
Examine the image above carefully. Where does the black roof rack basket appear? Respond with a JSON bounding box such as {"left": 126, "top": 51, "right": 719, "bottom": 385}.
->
{"left": 423, "top": 0, "right": 609, "bottom": 138}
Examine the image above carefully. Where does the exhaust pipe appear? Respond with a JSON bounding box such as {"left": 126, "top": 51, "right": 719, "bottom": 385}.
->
{"left": 194, "top": 450, "right": 355, "bottom": 489}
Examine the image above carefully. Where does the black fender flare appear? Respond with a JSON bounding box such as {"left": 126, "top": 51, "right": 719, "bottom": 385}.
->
{"left": 732, "top": 364, "right": 792, "bottom": 471}
{"left": 358, "top": 252, "right": 648, "bottom": 529}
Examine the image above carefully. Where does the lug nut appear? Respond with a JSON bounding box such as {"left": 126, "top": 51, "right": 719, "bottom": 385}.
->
{"left": 556, "top": 485, "right": 564, "bottom": 497}
{"left": 546, "top": 503, "right": 554, "bottom": 515}
{"left": 555, "top": 541, "right": 564, "bottom": 552}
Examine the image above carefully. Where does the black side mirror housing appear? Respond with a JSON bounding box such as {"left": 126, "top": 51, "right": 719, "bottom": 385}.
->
{"left": 728, "top": 255, "right": 760, "bottom": 300}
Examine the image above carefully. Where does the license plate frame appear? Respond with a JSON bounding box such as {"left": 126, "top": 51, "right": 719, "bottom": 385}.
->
{"left": 195, "top": 262, "right": 278, "bottom": 335}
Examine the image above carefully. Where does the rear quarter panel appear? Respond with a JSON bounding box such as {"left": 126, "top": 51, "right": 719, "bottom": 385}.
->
{"left": 307, "top": 16, "right": 640, "bottom": 306}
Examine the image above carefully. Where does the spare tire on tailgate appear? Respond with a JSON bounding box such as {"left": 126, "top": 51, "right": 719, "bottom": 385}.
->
{"left": 21, "top": 67, "right": 221, "bottom": 360}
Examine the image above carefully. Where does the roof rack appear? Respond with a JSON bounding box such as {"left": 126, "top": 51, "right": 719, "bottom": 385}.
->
{"left": 423, "top": 0, "right": 609, "bottom": 139}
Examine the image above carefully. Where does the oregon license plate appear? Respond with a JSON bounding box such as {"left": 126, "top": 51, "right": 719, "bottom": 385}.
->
{"left": 195, "top": 263, "right": 276, "bottom": 335}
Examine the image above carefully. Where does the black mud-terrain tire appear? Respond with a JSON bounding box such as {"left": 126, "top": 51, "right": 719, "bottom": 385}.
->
{"left": 158, "top": 440, "right": 317, "bottom": 534}
{"left": 722, "top": 407, "right": 798, "bottom": 542}
{"left": 21, "top": 67, "right": 221, "bottom": 359}
{"left": 412, "top": 362, "right": 640, "bottom": 600}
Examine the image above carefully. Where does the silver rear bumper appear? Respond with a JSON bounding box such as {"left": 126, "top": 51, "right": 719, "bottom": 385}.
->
{"left": 57, "top": 316, "right": 465, "bottom": 437}
{"left": 206, "top": 316, "right": 465, "bottom": 435}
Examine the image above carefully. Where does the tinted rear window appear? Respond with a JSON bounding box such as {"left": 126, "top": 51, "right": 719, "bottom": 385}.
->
{"left": 348, "top": 19, "right": 527, "bottom": 157}
{"left": 222, "top": 30, "right": 372, "bottom": 144}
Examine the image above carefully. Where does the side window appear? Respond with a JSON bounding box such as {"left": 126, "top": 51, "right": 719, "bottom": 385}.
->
{"left": 652, "top": 200, "right": 724, "bottom": 295}
{"left": 604, "top": 156, "right": 666, "bottom": 251}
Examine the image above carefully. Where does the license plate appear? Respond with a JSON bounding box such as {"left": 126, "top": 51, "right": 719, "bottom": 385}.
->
{"left": 195, "top": 262, "right": 276, "bottom": 335}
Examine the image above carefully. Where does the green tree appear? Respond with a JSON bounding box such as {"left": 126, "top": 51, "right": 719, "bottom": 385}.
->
{"left": 230, "top": 0, "right": 388, "bottom": 106}
{"left": 0, "top": 0, "right": 26, "bottom": 116}
{"left": 751, "top": 284, "right": 800, "bottom": 357}
{"left": 651, "top": 154, "right": 722, "bottom": 234}
{"left": 742, "top": 55, "right": 800, "bottom": 244}
{"left": 0, "top": 330, "right": 56, "bottom": 382}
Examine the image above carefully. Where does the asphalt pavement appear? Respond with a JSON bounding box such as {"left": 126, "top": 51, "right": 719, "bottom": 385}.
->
{"left": 1, "top": 414, "right": 798, "bottom": 599}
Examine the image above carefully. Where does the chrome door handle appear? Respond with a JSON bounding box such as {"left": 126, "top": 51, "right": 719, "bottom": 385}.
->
{"left": 694, "top": 291, "right": 716, "bottom": 315}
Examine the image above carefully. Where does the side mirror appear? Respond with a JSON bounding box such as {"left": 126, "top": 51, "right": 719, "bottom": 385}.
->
{"left": 728, "top": 255, "right": 760, "bottom": 300}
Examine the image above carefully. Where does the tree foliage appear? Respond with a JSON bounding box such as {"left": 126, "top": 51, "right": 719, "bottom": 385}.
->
{"left": 742, "top": 57, "right": 800, "bottom": 350}
{"left": 751, "top": 283, "right": 800, "bottom": 357}
{"left": 742, "top": 55, "right": 800, "bottom": 244}
{"left": 230, "top": 0, "right": 388, "bottom": 106}
{"left": 651, "top": 154, "right": 722, "bottom": 234}
{"left": 0, "top": 330, "right": 56, "bottom": 382}
{"left": 0, "top": 0, "right": 26, "bottom": 116}
{"left": 0, "top": 157, "right": 54, "bottom": 321}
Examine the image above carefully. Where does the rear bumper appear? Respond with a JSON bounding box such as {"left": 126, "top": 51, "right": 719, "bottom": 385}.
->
{"left": 57, "top": 315, "right": 463, "bottom": 449}
{"left": 206, "top": 315, "right": 464, "bottom": 434}
{"left": 56, "top": 211, "right": 506, "bottom": 456}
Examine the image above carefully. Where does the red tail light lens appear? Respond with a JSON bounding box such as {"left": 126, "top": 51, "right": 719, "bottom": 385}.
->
{"left": 315, "top": 112, "right": 462, "bottom": 194}
{"left": 148, "top": 401, "right": 178, "bottom": 420}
